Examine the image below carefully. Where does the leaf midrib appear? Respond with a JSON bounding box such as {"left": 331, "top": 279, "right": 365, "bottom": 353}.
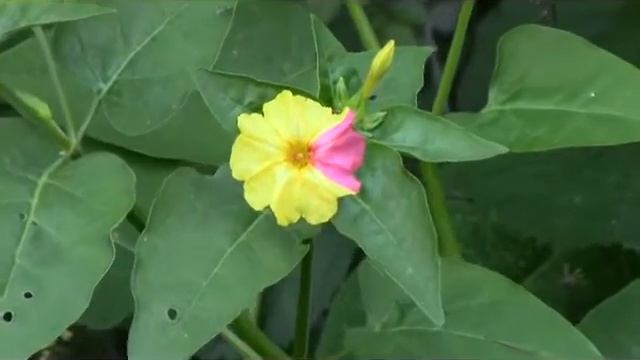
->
{"left": 2, "top": 156, "right": 66, "bottom": 297}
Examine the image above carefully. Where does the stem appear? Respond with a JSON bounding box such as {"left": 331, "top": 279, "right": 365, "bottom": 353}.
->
{"left": 424, "top": 0, "right": 476, "bottom": 258}
{"left": 32, "top": 26, "right": 76, "bottom": 142}
{"left": 347, "top": 0, "right": 475, "bottom": 258}
{"left": 345, "top": 0, "right": 381, "bottom": 50}
{"left": 231, "top": 311, "right": 291, "bottom": 360}
{"left": 293, "top": 242, "right": 314, "bottom": 359}
{"left": 221, "top": 328, "right": 262, "bottom": 360}
{"left": 431, "top": 0, "right": 476, "bottom": 116}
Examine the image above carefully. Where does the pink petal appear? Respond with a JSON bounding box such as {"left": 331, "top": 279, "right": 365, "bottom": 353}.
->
{"left": 311, "top": 110, "right": 366, "bottom": 192}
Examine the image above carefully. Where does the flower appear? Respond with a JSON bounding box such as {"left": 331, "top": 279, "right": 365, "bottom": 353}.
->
{"left": 361, "top": 40, "right": 396, "bottom": 100}
{"left": 230, "top": 90, "right": 366, "bottom": 226}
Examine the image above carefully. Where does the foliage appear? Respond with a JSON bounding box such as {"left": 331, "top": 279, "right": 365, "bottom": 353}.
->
{"left": 0, "top": 0, "right": 639, "bottom": 359}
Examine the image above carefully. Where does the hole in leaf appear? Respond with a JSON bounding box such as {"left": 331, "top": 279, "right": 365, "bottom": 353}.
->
{"left": 369, "top": 94, "right": 378, "bottom": 101}
{"left": 31, "top": 220, "right": 38, "bottom": 227}
{"left": 167, "top": 308, "right": 178, "bottom": 321}
{"left": 2, "top": 311, "right": 13, "bottom": 322}
{"left": 18, "top": 213, "right": 26, "bottom": 220}
{"left": 23, "top": 291, "right": 33, "bottom": 299}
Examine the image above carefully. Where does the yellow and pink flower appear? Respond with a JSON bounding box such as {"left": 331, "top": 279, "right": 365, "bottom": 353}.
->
{"left": 230, "top": 90, "right": 366, "bottom": 226}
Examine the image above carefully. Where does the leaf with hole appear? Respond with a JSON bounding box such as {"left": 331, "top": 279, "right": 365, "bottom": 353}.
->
{"left": 0, "top": 117, "right": 135, "bottom": 359}
{"left": 128, "top": 167, "right": 308, "bottom": 360}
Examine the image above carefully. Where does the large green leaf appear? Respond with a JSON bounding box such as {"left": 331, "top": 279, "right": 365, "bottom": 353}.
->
{"left": 128, "top": 167, "right": 308, "bottom": 360}
{"left": 370, "top": 106, "right": 508, "bottom": 162}
{"left": 332, "top": 144, "right": 443, "bottom": 325}
{"left": 442, "top": 143, "right": 640, "bottom": 251}
{"left": 194, "top": 70, "right": 283, "bottom": 132}
{"left": 0, "top": 117, "right": 135, "bottom": 358}
{"left": 213, "top": 1, "right": 319, "bottom": 96}
{"left": 579, "top": 280, "right": 640, "bottom": 358}
{"left": 0, "top": 1, "right": 235, "bottom": 164}
{"left": 454, "top": 25, "right": 640, "bottom": 152}
{"left": 0, "top": 1, "right": 113, "bottom": 37}
{"left": 322, "top": 259, "right": 601, "bottom": 360}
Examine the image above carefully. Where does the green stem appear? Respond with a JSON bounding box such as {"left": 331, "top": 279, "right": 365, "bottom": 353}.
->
{"left": 348, "top": 0, "right": 475, "bottom": 258}
{"left": 33, "top": 26, "right": 76, "bottom": 143}
{"left": 345, "top": 0, "right": 381, "bottom": 50}
{"left": 293, "top": 241, "right": 314, "bottom": 359}
{"left": 221, "top": 328, "right": 262, "bottom": 360}
{"left": 231, "top": 311, "right": 291, "bottom": 360}
{"left": 424, "top": 0, "right": 476, "bottom": 258}
{"left": 431, "top": 0, "right": 476, "bottom": 116}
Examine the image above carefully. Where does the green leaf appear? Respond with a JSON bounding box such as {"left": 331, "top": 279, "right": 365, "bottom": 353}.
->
{"left": 79, "top": 221, "right": 137, "bottom": 330}
{"left": 0, "top": 1, "right": 236, "bottom": 164}
{"left": 579, "top": 280, "right": 640, "bottom": 358}
{"left": 213, "top": 1, "right": 319, "bottom": 96}
{"left": 330, "top": 259, "right": 601, "bottom": 360}
{"left": 335, "top": 46, "right": 433, "bottom": 112}
{"left": 195, "top": 70, "right": 283, "bottom": 132}
{"left": 442, "top": 143, "right": 640, "bottom": 251}
{"left": 128, "top": 167, "right": 308, "bottom": 360}
{"left": 370, "top": 106, "right": 508, "bottom": 162}
{"left": 454, "top": 24, "right": 640, "bottom": 152}
{"left": 332, "top": 143, "right": 443, "bottom": 325}
{"left": 0, "top": 1, "right": 114, "bottom": 37}
{"left": 0, "top": 117, "right": 135, "bottom": 359}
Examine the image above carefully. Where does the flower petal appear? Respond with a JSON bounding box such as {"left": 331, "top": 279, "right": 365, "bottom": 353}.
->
{"left": 311, "top": 110, "right": 366, "bottom": 192}
{"left": 230, "top": 133, "right": 284, "bottom": 181}
{"left": 238, "top": 112, "right": 285, "bottom": 147}
{"left": 263, "top": 90, "right": 343, "bottom": 142}
{"left": 270, "top": 167, "right": 351, "bottom": 226}
{"left": 243, "top": 162, "right": 288, "bottom": 211}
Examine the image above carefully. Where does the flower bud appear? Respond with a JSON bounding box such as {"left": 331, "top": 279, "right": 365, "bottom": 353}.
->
{"left": 361, "top": 40, "right": 396, "bottom": 100}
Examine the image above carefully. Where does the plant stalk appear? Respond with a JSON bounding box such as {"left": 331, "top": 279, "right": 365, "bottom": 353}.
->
{"left": 347, "top": 0, "right": 476, "bottom": 258}
{"left": 33, "top": 26, "right": 76, "bottom": 143}
{"left": 345, "top": 0, "right": 381, "bottom": 50}
{"left": 221, "top": 328, "right": 262, "bottom": 360}
{"left": 293, "top": 241, "right": 314, "bottom": 359}
{"left": 231, "top": 311, "right": 291, "bottom": 360}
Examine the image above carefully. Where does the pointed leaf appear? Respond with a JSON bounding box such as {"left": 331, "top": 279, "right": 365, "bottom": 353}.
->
{"left": 371, "top": 106, "right": 508, "bottom": 162}
{"left": 332, "top": 144, "right": 443, "bottom": 325}
{"left": 0, "top": 1, "right": 113, "bottom": 37}
{"left": 213, "top": 1, "right": 319, "bottom": 96}
{"left": 579, "top": 280, "right": 640, "bottom": 358}
{"left": 128, "top": 167, "right": 307, "bottom": 360}
{"left": 455, "top": 24, "right": 640, "bottom": 152}
{"left": 0, "top": 118, "right": 135, "bottom": 358}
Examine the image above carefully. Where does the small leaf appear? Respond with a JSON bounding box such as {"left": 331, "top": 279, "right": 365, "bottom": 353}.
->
{"left": 332, "top": 144, "right": 443, "bottom": 325}
{"left": 0, "top": 1, "right": 113, "bottom": 37}
{"left": 0, "top": 118, "right": 135, "bottom": 359}
{"left": 455, "top": 24, "right": 640, "bottom": 152}
{"left": 371, "top": 106, "right": 508, "bottom": 162}
{"left": 579, "top": 280, "right": 640, "bottom": 358}
{"left": 333, "top": 46, "right": 433, "bottom": 112}
{"left": 128, "top": 167, "right": 307, "bottom": 360}
{"left": 213, "top": 1, "right": 319, "bottom": 96}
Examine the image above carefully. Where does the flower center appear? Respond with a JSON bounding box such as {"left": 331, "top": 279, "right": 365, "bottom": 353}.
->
{"left": 286, "top": 141, "right": 311, "bottom": 168}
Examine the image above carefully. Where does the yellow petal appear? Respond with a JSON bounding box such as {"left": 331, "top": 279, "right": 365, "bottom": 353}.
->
{"left": 230, "top": 134, "right": 284, "bottom": 181}
{"left": 237, "top": 112, "right": 285, "bottom": 147}
{"left": 243, "top": 162, "right": 288, "bottom": 211}
{"left": 263, "top": 90, "right": 342, "bottom": 143}
{"left": 270, "top": 167, "right": 351, "bottom": 226}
